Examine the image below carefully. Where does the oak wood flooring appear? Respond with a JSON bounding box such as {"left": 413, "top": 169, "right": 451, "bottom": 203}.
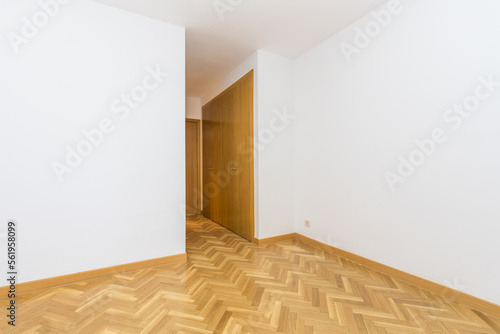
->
{"left": 1, "top": 215, "right": 499, "bottom": 333}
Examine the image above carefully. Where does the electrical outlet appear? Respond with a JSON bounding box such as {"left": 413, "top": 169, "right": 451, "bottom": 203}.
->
{"left": 305, "top": 219, "right": 311, "bottom": 227}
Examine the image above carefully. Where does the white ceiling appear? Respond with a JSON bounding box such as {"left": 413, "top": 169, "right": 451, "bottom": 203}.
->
{"left": 92, "top": 0, "right": 387, "bottom": 98}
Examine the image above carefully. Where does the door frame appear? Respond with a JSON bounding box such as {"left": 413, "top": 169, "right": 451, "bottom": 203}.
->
{"left": 186, "top": 118, "right": 201, "bottom": 214}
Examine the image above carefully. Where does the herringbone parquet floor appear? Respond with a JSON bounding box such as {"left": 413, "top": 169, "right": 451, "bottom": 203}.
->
{"left": 1, "top": 215, "right": 499, "bottom": 333}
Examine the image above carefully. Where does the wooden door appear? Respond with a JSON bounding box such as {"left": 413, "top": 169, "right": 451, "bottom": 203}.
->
{"left": 185, "top": 119, "right": 200, "bottom": 215}
{"left": 202, "top": 100, "right": 222, "bottom": 223}
{"left": 202, "top": 70, "right": 254, "bottom": 241}
{"left": 201, "top": 120, "right": 211, "bottom": 219}
{"left": 226, "top": 71, "right": 254, "bottom": 240}
{"left": 221, "top": 89, "right": 235, "bottom": 232}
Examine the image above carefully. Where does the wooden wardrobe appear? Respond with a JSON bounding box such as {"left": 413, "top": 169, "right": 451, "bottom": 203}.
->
{"left": 202, "top": 70, "right": 254, "bottom": 241}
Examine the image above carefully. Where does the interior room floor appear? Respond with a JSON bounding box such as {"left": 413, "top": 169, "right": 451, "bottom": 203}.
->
{"left": 2, "top": 215, "right": 499, "bottom": 333}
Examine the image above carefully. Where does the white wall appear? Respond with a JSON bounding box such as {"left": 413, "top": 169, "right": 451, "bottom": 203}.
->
{"left": 201, "top": 51, "right": 296, "bottom": 239}
{"left": 294, "top": 0, "right": 500, "bottom": 305}
{"left": 201, "top": 52, "right": 258, "bottom": 106}
{"left": 0, "top": 0, "right": 186, "bottom": 284}
{"left": 186, "top": 96, "right": 202, "bottom": 119}
{"left": 256, "top": 51, "right": 295, "bottom": 239}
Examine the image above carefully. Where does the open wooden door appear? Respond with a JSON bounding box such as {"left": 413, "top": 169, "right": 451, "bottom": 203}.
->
{"left": 186, "top": 119, "right": 200, "bottom": 214}
{"left": 202, "top": 70, "right": 254, "bottom": 241}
